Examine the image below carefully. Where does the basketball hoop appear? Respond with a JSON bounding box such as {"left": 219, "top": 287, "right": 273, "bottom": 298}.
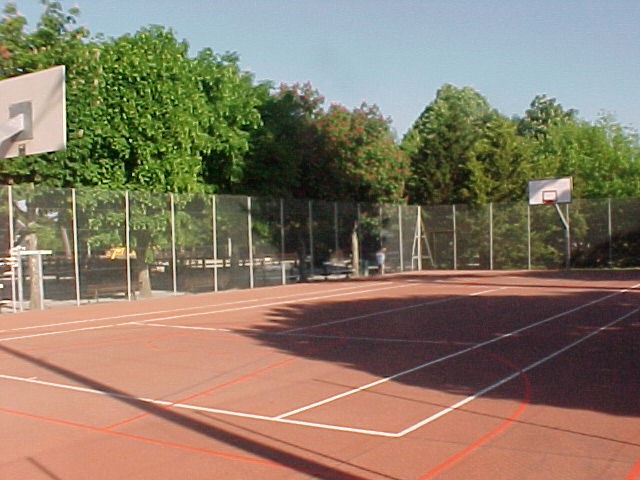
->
{"left": 542, "top": 190, "right": 557, "bottom": 204}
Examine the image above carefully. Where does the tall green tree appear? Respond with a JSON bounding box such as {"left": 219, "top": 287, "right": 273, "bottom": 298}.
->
{"left": 470, "top": 115, "right": 534, "bottom": 203}
{"left": 242, "top": 82, "right": 325, "bottom": 199}
{"left": 404, "top": 84, "right": 496, "bottom": 205}
{"left": 517, "top": 94, "right": 577, "bottom": 139}
{"left": 313, "top": 102, "right": 409, "bottom": 203}
{"left": 196, "top": 49, "right": 262, "bottom": 192}
{"left": 534, "top": 115, "right": 640, "bottom": 198}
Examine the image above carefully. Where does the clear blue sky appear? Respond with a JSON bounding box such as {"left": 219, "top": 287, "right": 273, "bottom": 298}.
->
{"left": 11, "top": 0, "right": 640, "bottom": 137}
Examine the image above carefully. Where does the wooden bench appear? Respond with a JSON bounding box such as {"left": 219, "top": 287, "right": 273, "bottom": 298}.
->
{"left": 320, "top": 261, "right": 354, "bottom": 279}
{"left": 84, "top": 282, "right": 137, "bottom": 301}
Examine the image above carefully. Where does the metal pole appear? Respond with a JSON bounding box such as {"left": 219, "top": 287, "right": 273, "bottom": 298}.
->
{"left": 170, "top": 193, "right": 177, "bottom": 294}
{"left": 554, "top": 203, "right": 570, "bottom": 269}
{"left": 247, "top": 196, "right": 254, "bottom": 288}
{"left": 280, "top": 198, "right": 286, "bottom": 285}
{"left": 452, "top": 204, "right": 457, "bottom": 270}
{"left": 527, "top": 204, "right": 531, "bottom": 270}
{"left": 125, "top": 191, "right": 132, "bottom": 301}
{"left": 7, "top": 186, "right": 16, "bottom": 312}
{"left": 16, "top": 251, "right": 23, "bottom": 312}
{"left": 37, "top": 253, "right": 44, "bottom": 310}
{"left": 398, "top": 205, "right": 404, "bottom": 272}
{"left": 71, "top": 188, "right": 81, "bottom": 306}
{"left": 489, "top": 203, "right": 494, "bottom": 270}
{"left": 334, "top": 202, "right": 339, "bottom": 253}
{"left": 308, "top": 200, "right": 314, "bottom": 277}
{"left": 417, "top": 206, "right": 422, "bottom": 271}
{"left": 607, "top": 198, "right": 613, "bottom": 266}
{"left": 212, "top": 195, "right": 218, "bottom": 292}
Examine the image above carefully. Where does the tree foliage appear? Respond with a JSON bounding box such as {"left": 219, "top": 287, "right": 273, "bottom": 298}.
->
{"left": 404, "top": 85, "right": 640, "bottom": 206}
{"left": 0, "top": 2, "right": 261, "bottom": 194}
{"left": 1, "top": 1, "right": 639, "bottom": 209}
{"left": 242, "top": 82, "right": 325, "bottom": 199}
{"left": 314, "top": 102, "right": 408, "bottom": 203}
{"left": 404, "top": 84, "right": 504, "bottom": 205}
{"left": 244, "top": 83, "right": 408, "bottom": 203}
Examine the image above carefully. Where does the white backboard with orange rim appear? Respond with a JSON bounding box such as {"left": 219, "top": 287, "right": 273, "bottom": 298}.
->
{"left": 528, "top": 177, "right": 572, "bottom": 205}
{"left": 0, "top": 66, "right": 66, "bottom": 159}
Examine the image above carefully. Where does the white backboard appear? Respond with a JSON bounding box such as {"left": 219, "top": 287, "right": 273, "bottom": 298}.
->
{"left": 528, "top": 177, "right": 573, "bottom": 205}
{"left": 0, "top": 66, "right": 66, "bottom": 159}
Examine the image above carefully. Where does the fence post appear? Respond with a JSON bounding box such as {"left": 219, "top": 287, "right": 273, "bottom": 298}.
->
{"left": 607, "top": 198, "right": 613, "bottom": 266}
{"left": 7, "top": 186, "right": 16, "bottom": 312}
{"left": 452, "top": 204, "right": 457, "bottom": 270}
{"left": 212, "top": 195, "right": 218, "bottom": 292}
{"left": 71, "top": 188, "right": 81, "bottom": 306}
{"left": 308, "top": 200, "right": 314, "bottom": 276}
{"left": 280, "top": 198, "right": 286, "bottom": 285}
{"left": 334, "top": 202, "right": 339, "bottom": 253}
{"left": 125, "top": 190, "right": 132, "bottom": 301}
{"left": 527, "top": 204, "right": 531, "bottom": 270}
{"left": 170, "top": 193, "right": 177, "bottom": 294}
{"left": 398, "top": 205, "right": 404, "bottom": 272}
{"left": 489, "top": 202, "right": 494, "bottom": 270}
{"left": 247, "top": 196, "right": 254, "bottom": 289}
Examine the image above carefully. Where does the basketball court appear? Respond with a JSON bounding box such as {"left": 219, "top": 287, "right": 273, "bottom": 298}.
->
{"left": 0, "top": 269, "right": 638, "bottom": 479}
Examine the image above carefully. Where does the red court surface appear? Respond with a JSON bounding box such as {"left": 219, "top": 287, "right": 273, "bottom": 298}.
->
{"left": 0, "top": 270, "right": 639, "bottom": 479}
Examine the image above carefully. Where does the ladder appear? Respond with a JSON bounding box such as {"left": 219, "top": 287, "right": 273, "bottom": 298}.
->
{"left": 411, "top": 206, "right": 435, "bottom": 269}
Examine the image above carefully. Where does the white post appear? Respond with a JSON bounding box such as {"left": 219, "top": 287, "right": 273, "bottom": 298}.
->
{"left": 7, "top": 186, "right": 16, "bottom": 312}
{"left": 452, "top": 204, "right": 457, "bottom": 270}
{"left": 125, "top": 191, "right": 132, "bottom": 301}
{"left": 308, "top": 200, "right": 314, "bottom": 276}
{"left": 527, "top": 204, "right": 532, "bottom": 270}
{"left": 170, "top": 193, "right": 177, "bottom": 294}
{"left": 398, "top": 205, "right": 404, "bottom": 272}
{"left": 607, "top": 198, "right": 613, "bottom": 266}
{"left": 71, "top": 188, "right": 81, "bottom": 306}
{"left": 280, "top": 199, "right": 286, "bottom": 285}
{"left": 247, "top": 196, "right": 254, "bottom": 289}
{"left": 334, "top": 202, "right": 339, "bottom": 253}
{"left": 489, "top": 203, "right": 494, "bottom": 270}
{"left": 212, "top": 195, "right": 218, "bottom": 292}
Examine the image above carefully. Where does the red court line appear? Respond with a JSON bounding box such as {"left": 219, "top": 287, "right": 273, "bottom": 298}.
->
{"left": 105, "top": 333, "right": 348, "bottom": 431}
{"left": 417, "top": 353, "right": 532, "bottom": 479}
{"left": 104, "top": 356, "right": 298, "bottom": 430}
{"left": 0, "top": 406, "right": 368, "bottom": 479}
{"left": 0, "top": 406, "right": 283, "bottom": 467}
{"left": 626, "top": 459, "right": 640, "bottom": 480}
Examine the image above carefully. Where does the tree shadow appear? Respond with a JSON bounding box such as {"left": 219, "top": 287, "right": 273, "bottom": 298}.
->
{"left": 241, "top": 271, "right": 640, "bottom": 419}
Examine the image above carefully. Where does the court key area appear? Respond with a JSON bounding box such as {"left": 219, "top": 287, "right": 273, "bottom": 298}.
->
{"left": 0, "top": 269, "right": 639, "bottom": 479}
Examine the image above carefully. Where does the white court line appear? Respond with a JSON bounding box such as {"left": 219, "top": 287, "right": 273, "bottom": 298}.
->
{"left": 1, "top": 305, "right": 636, "bottom": 439}
{"left": 133, "top": 323, "right": 232, "bottom": 333}
{"left": 0, "top": 282, "right": 396, "bottom": 334}
{"left": 133, "top": 322, "right": 476, "bottom": 346}
{"left": 275, "top": 285, "right": 639, "bottom": 420}
{"left": 278, "top": 287, "right": 509, "bottom": 334}
{"left": 395, "top": 305, "right": 640, "bottom": 437}
{"left": 0, "top": 373, "right": 396, "bottom": 438}
{"left": 0, "top": 324, "right": 118, "bottom": 342}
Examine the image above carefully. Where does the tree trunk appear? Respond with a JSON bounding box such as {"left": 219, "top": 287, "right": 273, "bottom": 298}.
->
{"left": 137, "top": 265, "right": 152, "bottom": 298}
{"left": 25, "top": 233, "right": 43, "bottom": 310}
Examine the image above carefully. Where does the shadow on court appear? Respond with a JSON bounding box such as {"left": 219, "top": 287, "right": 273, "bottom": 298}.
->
{"left": 243, "top": 271, "right": 640, "bottom": 423}
{"left": 0, "top": 343, "right": 396, "bottom": 480}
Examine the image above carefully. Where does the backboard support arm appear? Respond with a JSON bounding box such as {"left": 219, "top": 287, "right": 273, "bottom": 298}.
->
{"left": 554, "top": 203, "right": 571, "bottom": 269}
{"left": 0, "top": 113, "right": 25, "bottom": 146}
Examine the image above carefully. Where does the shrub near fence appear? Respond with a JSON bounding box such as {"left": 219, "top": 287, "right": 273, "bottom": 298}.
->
{"left": 0, "top": 184, "right": 639, "bottom": 311}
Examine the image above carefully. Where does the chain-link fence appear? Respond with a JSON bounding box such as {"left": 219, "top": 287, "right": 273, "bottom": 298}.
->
{"left": 0, "top": 185, "right": 638, "bottom": 311}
